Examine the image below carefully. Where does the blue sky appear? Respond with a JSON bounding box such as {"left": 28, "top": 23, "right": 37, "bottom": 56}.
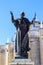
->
{"left": 0, "top": 0, "right": 43, "bottom": 45}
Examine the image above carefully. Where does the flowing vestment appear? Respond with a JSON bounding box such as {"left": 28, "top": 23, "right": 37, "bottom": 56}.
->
{"left": 14, "top": 18, "right": 32, "bottom": 58}
{"left": 12, "top": 16, "right": 32, "bottom": 58}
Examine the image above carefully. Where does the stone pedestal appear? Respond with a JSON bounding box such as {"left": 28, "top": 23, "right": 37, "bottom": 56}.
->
{"left": 10, "top": 59, "right": 34, "bottom": 65}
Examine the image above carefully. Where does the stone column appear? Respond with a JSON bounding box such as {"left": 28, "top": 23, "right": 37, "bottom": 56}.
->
{"left": 39, "top": 28, "right": 43, "bottom": 65}
{"left": 29, "top": 36, "right": 40, "bottom": 65}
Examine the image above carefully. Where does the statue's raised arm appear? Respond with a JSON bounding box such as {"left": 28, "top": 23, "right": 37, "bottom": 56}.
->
{"left": 10, "top": 11, "right": 19, "bottom": 29}
{"left": 26, "top": 13, "right": 36, "bottom": 30}
{"left": 10, "top": 11, "right": 14, "bottom": 23}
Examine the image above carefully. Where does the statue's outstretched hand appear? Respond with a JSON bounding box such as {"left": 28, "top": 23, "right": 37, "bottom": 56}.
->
{"left": 10, "top": 11, "right": 13, "bottom": 16}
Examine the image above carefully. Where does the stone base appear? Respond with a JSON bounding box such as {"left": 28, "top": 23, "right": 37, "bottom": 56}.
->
{"left": 10, "top": 58, "right": 34, "bottom": 65}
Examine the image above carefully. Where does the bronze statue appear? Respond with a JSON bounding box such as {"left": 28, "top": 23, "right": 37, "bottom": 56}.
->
{"left": 10, "top": 11, "right": 36, "bottom": 58}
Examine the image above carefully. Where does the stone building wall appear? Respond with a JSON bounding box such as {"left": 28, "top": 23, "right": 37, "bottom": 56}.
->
{"left": 29, "top": 29, "right": 41, "bottom": 65}
{"left": 0, "top": 43, "right": 14, "bottom": 65}
{"left": 39, "top": 28, "right": 43, "bottom": 65}
{"left": 0, "top": 45, "right": 5, "bottom": 65}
